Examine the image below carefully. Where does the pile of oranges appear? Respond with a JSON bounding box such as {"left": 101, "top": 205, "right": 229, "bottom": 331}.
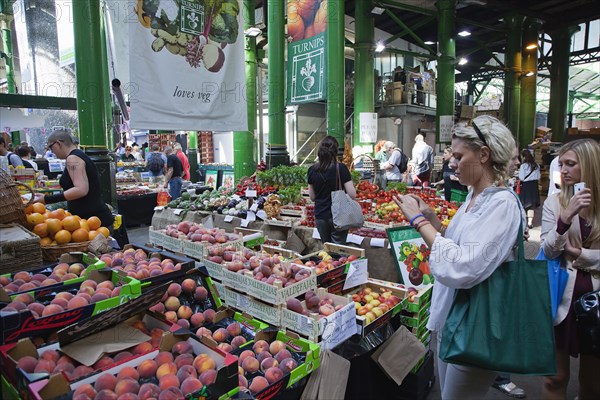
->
{"left": 25, "top": 202, "right": 109, "bottom": 246}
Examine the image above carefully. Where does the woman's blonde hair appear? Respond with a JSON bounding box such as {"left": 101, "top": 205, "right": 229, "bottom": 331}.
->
{"left": 452, "top": 115, "right": 516, "bottom": 183}
{"left": 558, "top": 139, "right": 600, "bottom": 245}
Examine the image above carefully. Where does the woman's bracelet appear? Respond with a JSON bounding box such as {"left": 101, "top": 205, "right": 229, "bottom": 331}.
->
{"left": 414, "top": 219, "right": 428, "bottom": 230}
{"left": 416, "top": 220, "right": 431, "bottom": 232}
{"left": 409, "top": 213, "right": 425, "bottom": 226}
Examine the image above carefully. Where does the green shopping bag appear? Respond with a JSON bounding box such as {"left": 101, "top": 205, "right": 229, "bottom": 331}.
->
{"left": 439, "top": 198, "right": 556, "bottom": 375}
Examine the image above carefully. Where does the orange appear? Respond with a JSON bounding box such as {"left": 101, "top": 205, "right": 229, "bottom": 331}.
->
{"left": 54, "top": 230, "right": 71, "bottom": 245}
{"left": 62, "top": 216, "right": 81, "bottom": 232}
{"left": 71, "top": 228, "right": 89, "bottom": 243}
{"left": 31, "top": 202, "right": 46, "bottom": 214}
{"left": 87, "top": 216, "right": 102, "bottom": 230}
{"left": 32, "top": 223, "right": 48, "bottom": 238}
{"left": 88, "top": 230, "right": 100, "bottom": 240}
{"left": 79, "top": 219, "right": 90, "bottom": 232}
{"left": 46, "top": 218, "right": 63, "bottom": 237}
{"left": 40, "top": 237, "right": 53, "bottom": 246}
{"left": 25, "top": 204, "right": 34, "bottom": 214}
{"left": 65, "top": 211, "right": 72, "bottom": 216}
{"left": 44, "top": 211, "right": 51, "bottom": 220}
{"left": 27, "top": 213, "right": 46, "bottom": 227}
{"left": 48, "top": 209, "right": 66, "bottom": 220}
{"left": 97, "top": 227, "right": 110, "bottom": 238}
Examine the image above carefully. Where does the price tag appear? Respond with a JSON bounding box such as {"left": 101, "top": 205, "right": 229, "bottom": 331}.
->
{"left": 154, "top": 206, "right": 164, "bottom": 211}
{"left": 256, "top": 210, "right": 267, "bottom": 220}
{"left": 245, "top": 189, "right": 257, "bottom": 198}
{"left": 250, "top": 203, "right": 259, "bottom": 212}
{"left": 298, "top": 313, "right": 313, "bottom": 332}
{"left": 312, "top": 228, "right": 321, "bottom": 239}
{"left": 343, "top": 259, "right": 368, "bottom": 290}
{"left": 347, "top": 234, "right": 364, "bottom": 245}
{"left": 241, "top": 219, "right": 250, "bottom": 227}
{"left": 370, "top": 238, "right": 386, "bottom": 248}
{"left": 173, "top": 209, "right": 184, "bottom": 216}
{"left": 232, "top": 194, "right": 241, "bottom": 201}
{"left": 246, "top": 211, "right": 256, "bottom": 221}
{"left": 224, "top": 215, "right": 234, "bottom": 222}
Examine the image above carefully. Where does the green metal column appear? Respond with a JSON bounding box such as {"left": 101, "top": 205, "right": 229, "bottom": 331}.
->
{"left": 11, "top": 131, "right": 20, "bottom": 146}
{"left": 1, "top": 15, "right": 16, "bottom": 94}
{"left": 234, "top": 0, "right": 258, "bottom": 180}
{"left": 72, "top": 0, "right": 116, "bottom": 208}
{"left": 353, "top": 0, "right": 375, "bottom": 150}
{"left": 99, "top": 6, "right": 113, "bottom": 149}
{"left": 188, "top": 131, "right": 199, "bottom": 183}
{"left": 266, "top": 0, "right": 289, "bottom": 167}
{"left": 548, "top": 26, "right": 578, "bottom": 142}
{"left": 518, "top": 18, "right": 540, "bottom": 148}
{"left": 327, "top": 0, "right": 345, "bottom": 149}
{"left": 504, "top": 13, "right": 523, "bottom": 139}
{"left": 436, "top": 0, "right": 456, "bottom": 143}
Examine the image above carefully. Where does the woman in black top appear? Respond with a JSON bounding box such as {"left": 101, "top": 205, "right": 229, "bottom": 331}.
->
{"left": 35, "top": 130, "right": 113, "bottom": 228}
{"left": 307, "top": 136, "right": 356, "bottom": 244}
{"left": 120, "top": 146, "right": 136, "bottom": 162}
{"left": 435, "top": 146, "right": 467, "bottom": 201}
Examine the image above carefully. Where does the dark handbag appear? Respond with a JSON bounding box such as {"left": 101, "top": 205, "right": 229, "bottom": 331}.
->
{"left": 573, "top": 290, "right": 600, "bottom": 356}
{"left": 439, "top": 191, "right": 556, "bottom": 375}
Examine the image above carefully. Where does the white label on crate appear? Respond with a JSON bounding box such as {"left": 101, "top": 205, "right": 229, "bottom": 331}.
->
{"left": 321, "top": 302, "right": 357, "bottom": 350}
{"left": 298, "top": 313, "right": 313, "bottom": 333}
{"left": 250, "top": 203, "right": 259, "bottom": 212}
{"left": 241, "top": 219, "right": 250, "bottom": 227}
{"left": 246, "top": 211, "right": 256, "bottom": 222}
{"left": 237, "top": 294, "right": 250, "bottom": 310}
{"left": 232, "top": 194, "right": 241, "bottom": 201}
{"left": 343, "top": 259, "right": 369, "bottom": 290}
{"left": 173, "top": 209, "right": 184, "bottom": 215}
{"left": 256, "top": 210, "right": 267, "bottom": 220}
{"left": 154, "top": 206, "right": 164, "bottom": 211}
{"left": 347, "top": 234, "right": 364, "bottom": 245}
{"left": 245, "top": 189, "right": 257, "bottom": 198}
{"left": 370, "top": 238, "right": 386, "bottom": 247}
{"left": 224, "top": 215, "right": 234, "bottom": 222}
{"left": 312, "top": 228, "right": 321, "bottom": 239}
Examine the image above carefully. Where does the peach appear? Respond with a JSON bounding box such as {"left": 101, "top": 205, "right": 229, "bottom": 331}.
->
{"left": 14, "top": 293, "right": 34, "bottom": 305}
{"left": 97, "top": 281, "right": 114, "bottom": 291}
{"left": 238, "top": 374, "right": 248, "bottom": 389}
{"left": 274, "top": 349, "right": 292, "bottom": 364}
{"left": 195, "top": 327, "right": 212, "bottom": 337}
{"left": 242, "top": 357, "right": 259, "bottom": 374}
{"left": 16, "top": 355, "right": 37, "bottom": 373}
{"left": 171, "top": 341, "right": 193, "bottom": 355}
{"left": 0, "top": 276, "right": 10, "bottom": 286}
{"left": 73, "top": 384, "right": 97, "bottom": 399}
{"left": 42, "top": 304, "right": 64, "bottom": 316}
{"left": 137, "top": 383, "right": 160, "bottom": 399}
{"left": 230, "top": 335, "right": 247, "bottom": 349}
{"left": 202, "top": 309, "right": 215, "bottom": 323}
{"left": 193, "top": 354, "right": 216, "bottom": 374}
{"left": 181, "top": 376, "right": 203, "bottom": 395}
{"left": 239, "top": 350, "right": 255, "bottom": 364}
{"left": 217, "top": 343, "right": 233, "bottom": 353}
{"left": 78, "top": 286, "right": 95, "bottom": 297}
{"left": 175, "top": 353, "right": 194, "bottom": 369}
{"left": 269, "top": 340, "right": 286, "bottom": 356}
{"left": 181, "top": 279, "right": 196, "bottom": 294}
{"left": 78, "top": 292, "right": 92, "bottom": 302}
{"left": 256, "top": 350, "right": 272, "bottom": 363}
{"left": 164, "top": 296, "right": 180, "bottom": 311}
{"left": 40, "top": 349, "right": 60, "bottom": 363}
{"left": 68, "top": 263, "right": 85, "bottom": 275}
{"left": 131, "top": 342, "right": 153, "bottom": 355}
{"left": 159, "top": 374, "right": 180, "bottom": 391}
{"left": 252, "top": 340, "right": 269, "bottom": 354}
{"left": 57, "top": 354, "right": 75, "bottom": 365}
{"left": 167, "top": 283, "right": 182, "bottom": 297}
{"left": 111, "top": 287, "right": 121, "bottom": 297}
{"left": 34, "top": 359, "right": 55, "bottom": 373}
{"left": 13, "top": 271, "right": 31, "bottom": 282}
{"left": 90, "top": 293, "right": 109, "bottom": 303}
{"left": 95, "top": 373, "right": 118, "bottom": 392}
{"left": 137, "top": 359, "right": 158, "bottom": 379}
{"left": 260, "top": 357, "right": 279, "bottom": 372}
{"left": 190, "top": 312, "right": 205, "bottom": 327}
{"left": 53, "top": 361, "right": 75, "bottom": 377}
{"left": 61, "top": 273, "right": 78, "bottom": 281}
{"left": 249, "top": 376, "right": 269, "bottom": 394}
{"left": 164, "top": 311, "right": 178, "bottom": 323}
{"left": 176, "top": 364, "right": 197, "bottom": 382}
{"left": 27, "top": 302, "right": 45, "bottom": 316}
{"left": 96, "top": 287, "right": 113, "bottom": 297}
{"left": 50, "top": 297, "right": 69, "bottom": 309}
{"left": 199, "top": 369, "right": 217, "bottom": 386}
{"left": 95, "top": 389, "right": 118, "bottom": 400}
{"left": 279, "top": 357, "right": 298, "bottom": 374}
{"left": 72, "top": 365, "right": 94, "bottom": 379}
{"left": 117, "top": 394, "right": 139, "bottom": 400}
{"left": 68, "top": 296, "right": 89, "bottom": 309}
{"left": 93, "top": 356, "right": 114, "bottom": 370}
{"left": 156, "top": 362, "right": 177, "bottom": 380}
{"left": 113, "top": 351, "right": 133, "bottom": 363}
{"left": 212, "top": 328, "right": 229, "bottom": 343}
{"left": 80, "top": 279, "right": 97, "bottom": 290}
{"left": 55, "top": 292, "right": 74, "bottom": 301}
{"left": 149, "top": 302, "right": 165, "bottom": 313}
{"left": 194, "top": 287, "right": 208, "bottom": 302}
{"left": 177, "top": 305, "right": 193, "bottom": 320}
{"left": 265, "top": 366, "right": 284, "bottom": 383}
{"left": 157, "top": 387, "right": 184, "bottom": 400}
{"left": 176, "top": 319, "right": 190, "bottom": 330}
{"left": 150, "top": 327, "right": 165, "bottom": 339}
{"left": 226, "top": 322, "right": 241, "bottom": 337}
{"left": 115, "top": 378, "right": 140, "bottom": 397}
{"left": 154, "top": 351, "right": 174, "bottom": 365}
{"left": 117, "top": 366, "right": 139, "bottom": 381}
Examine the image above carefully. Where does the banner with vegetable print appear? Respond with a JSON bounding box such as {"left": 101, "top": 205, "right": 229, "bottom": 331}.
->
{"left": 387, "top": 226, "right": 433, "bottom": 290}
{"left": 287, "top": 0, "right": 327, "bottom": 104}
{"left": 130, "top": 0, "right": 247, "bottom": 131}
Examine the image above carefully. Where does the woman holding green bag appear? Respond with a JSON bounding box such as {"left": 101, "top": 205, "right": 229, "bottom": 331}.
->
{"left": 394, "top": 115, "right": 525, "bottom": 399}
{"left": 540, "top": 139, "right": 600, "bottom": 400}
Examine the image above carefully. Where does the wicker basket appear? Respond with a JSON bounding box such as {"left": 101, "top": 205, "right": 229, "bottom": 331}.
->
{"left": 0, "top": 224, "right": 43, "bottom": 273}
{"left": 41, "top": 241, "right": 91, "bottom": 262}
{"left": 0, "top": 168, "right": 34, "bottom": 226}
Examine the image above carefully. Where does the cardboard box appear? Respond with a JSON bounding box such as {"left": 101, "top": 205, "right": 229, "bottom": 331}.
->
{"left": 401, "top": 284, "right": 433, "bottom": 313}
{"left": 184, "top": 235, "right": 243, "bottom": 261}
{"left": 219, "top": 286, "right": 282, "bottom": 326}
{"left": 289, "top": 243, "right": 366, "bottom": 286}
{"left": 460, "top": 105, "right": 476, "bottom": 119}
{"left": 148, "top": 227, "right": 182, "bottom": 253}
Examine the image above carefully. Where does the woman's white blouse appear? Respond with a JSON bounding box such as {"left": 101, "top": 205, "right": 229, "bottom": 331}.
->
{"left": 518, "top": 163, "right": 541, "bottom": 181}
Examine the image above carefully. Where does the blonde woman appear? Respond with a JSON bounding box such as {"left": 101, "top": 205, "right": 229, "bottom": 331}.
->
{"left": 541, "top": 138, "right": 600, "bottom": 400}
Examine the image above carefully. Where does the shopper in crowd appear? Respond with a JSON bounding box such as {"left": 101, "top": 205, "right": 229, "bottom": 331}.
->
{"left": 16, "top": 146, "right": 38, "bottom": 170}
{"left": 434, "top": 146, "right": 467, "bottom": 202}
{"left": 29, "top": 146, "right": 37, "bottom": 159}
{"left": 174, "top": 142, "right": 191, "bottom": 180}
{"left": 374, "top": 139, "right": 388, "bottom": 188}
{"left": 540, "top": 138, "right": 600, "bottom": 400}
{"left": 141, "top": 142, "right": 149, "bottom": 160}
{"left": 411, "top": 134, "right": 434, "bottom": 187}
{"left": 0, "top": 137, "right": 24, "bottom": 167}
{"left": 518, "top": 149, "right": 541, "bottom": 228}
{"left": 120, "top": 146, "right": 136, "bottom": 162}
{"left": 34, "top": 130, "right": 113, "bottom": 228}
{"left": 131, "top": 143, "right": 143, "bottom": 161}
{"left": 380, "top": 141, "right": 403, "bottom": 183}
{"left": 307, "top": 136, "right": 356, "bottom": 244}
{"left": 394, "top": 115, "right": 523, "bottom": 399}
{"left": 146, "top": 144, "right": 167, "bottom": 184}
{"left": 164, "top": 146, "right": 184, "bottom": 200}
{"left": 548, "top": 153, "right": 561, "bottom": 196}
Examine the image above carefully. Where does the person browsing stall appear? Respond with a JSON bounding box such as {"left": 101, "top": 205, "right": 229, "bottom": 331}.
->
{"left": 0, "top": 136, "right": 24, "bottom": 167}
{"left": 120, "top": 146, "right": 136, "bottom": 162}
{"left": 163, "top": 146, "right": 183, "bottom": 200}
{"left": 518, "top": 149, "right": 541, "bottom": 228}
{"left": 380, "top": 141, "right": 403, "bottom": 182}
{"left": 174, "top": 142, "right": 190, "bottom": 180}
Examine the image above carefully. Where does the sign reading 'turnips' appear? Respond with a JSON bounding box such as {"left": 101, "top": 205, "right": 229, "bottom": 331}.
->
{"left": 129, "top": 0, "right": 247, "bottom": 131}
{"left": 287, "top": 0, "right": 327, "bottom": 104}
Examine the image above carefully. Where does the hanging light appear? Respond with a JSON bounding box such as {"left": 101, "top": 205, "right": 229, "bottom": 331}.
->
{"left": 244, "top": 27, "right": 262, "bottom": 37}
{"left": 458, "top": 30, "right": 471, "bottom": 37}
{"left": 458, "top": 57, "right": 468, "bottom": 65}
{"left": 424, "top": 40, "right": 436, "bottom": 45}
{"left": 525, "top": 43, "right": 538, "bottom": 50}
{"left": 375, "top": 42, "right": 385, "bottom": 53}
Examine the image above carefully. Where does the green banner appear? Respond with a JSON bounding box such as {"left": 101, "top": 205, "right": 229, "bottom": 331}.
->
{"left": 286, "top": 0, "right": 327, "bottom": 104}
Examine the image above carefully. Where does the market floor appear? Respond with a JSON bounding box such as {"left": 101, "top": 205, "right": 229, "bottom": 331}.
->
{"left": 125, "top": 201, "right": 581, "bottom": 400}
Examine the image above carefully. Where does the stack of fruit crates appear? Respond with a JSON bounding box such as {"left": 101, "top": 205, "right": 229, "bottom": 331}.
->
{"left": 398, "top": 284, "right": 433, "bottom": 373}
{"left": 199, "top": 131, "right": 214, "bottom": 163}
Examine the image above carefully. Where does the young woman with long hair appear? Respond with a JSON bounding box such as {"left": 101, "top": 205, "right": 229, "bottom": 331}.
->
{"left": 518, "top": 148, "right": 540, "bottom": 228}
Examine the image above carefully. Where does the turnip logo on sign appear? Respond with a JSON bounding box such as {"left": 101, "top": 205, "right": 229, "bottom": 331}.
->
{"left": 288, "top": 34, "right": 326, "bottom": 104}
{"left": 180, "top": 0, "right": 204, "bottom": 36}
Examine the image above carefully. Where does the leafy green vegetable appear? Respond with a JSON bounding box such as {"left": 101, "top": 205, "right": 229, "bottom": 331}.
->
{"left": 207, "top": 0, "right": 239, "bottom": 43}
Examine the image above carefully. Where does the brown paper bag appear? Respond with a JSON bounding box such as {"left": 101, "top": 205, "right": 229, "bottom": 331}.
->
{"left": 301, "top": 349, "right": 350, "bottom": 400}
{"left": 371, "top": 325, "right": 426, "bottom": 385}
{"left": 284, "top": 231, "right": 306, "bottom": 254}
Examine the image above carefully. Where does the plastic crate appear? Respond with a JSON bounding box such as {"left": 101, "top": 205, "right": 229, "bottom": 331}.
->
{"left": 450, "top": 189, "right": 468, "bottom": 205}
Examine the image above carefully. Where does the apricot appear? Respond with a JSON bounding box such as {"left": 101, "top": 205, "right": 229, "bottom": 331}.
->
{"left": 238, "top": 350, "right": 255, "bottom": 364}
{"left": 198, "top": 369, "right": 217, "bottom": 386}
{"left": 115, "top": 378, "right": 140, "bottom": 397}
{"left": 177, "top": 305, "right": 193, "bottom": 320}
{"left": 181, "top": 279, "right": 196, "bottom": 294}
{"left": 68, "top": 296, "right": 89, "bottom": 310}
{"left": 249, "top": 376, "right": 269, "bottom": 394}
{"left": 252, "top": 340, "right": 269, "bottom": 354}
{"left": 131, "top": 342, "right": 153, "bottom": 355}
{"left": 156, "top": 362, "right": 177, "bottom": 380}
{"left": 171, "top": 341, "right": 193, "bottom": 355}
{"left": 202, "top": 309, "right": 215, "bottom": 323}
{"left": 117, "top": 366, "right": 139, "bottom": 381}
{"left": 42, "top": 304, "right": 64, "bottom": 316}
{"left": 269, "top": 340, "right": 286, "bottom": 356}
{"left": 226, "top": 322, "right": 241, "bottom": 337}
{"left": 72, "top": 365, "right": 94, "bottom": 379}
{"left": 16, "top": 355, "right": 37, "bottom": 373}
{"left": 190, "top": 312, "right": 205, "bottom": 327}
{"left": 73, "top": 384, "right": 97, "bottom": 399}
{"left": 167, "top": 283, "right": 182, "bottom": 297}
{"left": 158, "top": 374, "right": 180, "bottom": 391}
{"left": 212, "top": 328, "right": 229, "bottom": 343}
{"left": 265, "top": 366, "right": 284, "bottom": 383}
{"left": 40, "top": 349, "right": 60, "bottom": 363}
{"left": 194, "top": 286, "right": 208, "bottom": 302}
{"left": 95, "top": 373, "right": 118, "bottom": 392}
{"left": 14, "top": 293, "right": 34, "bottom": 305}
{"left": 231, "top": 336, "right": 247, "bottom": 349}
{"left": 136, "top": 359, "right": 158, "bottom": 379}
{"left": 274, "top": 349, "right": 292, "bottom": 364}
{"left": 113, "top": 351, "right": 133, "bottom": 363}
{"left": 193, "top": 354, "right": 216, "bottom": 374}
{"left": 181, "top": 377, "right": 203, "bottom": 395}
{"left": 157, "top": 387, "right": 184, "bottom": 400}
{"left": 176, "top": 364, "right": 197, "bottom": 382}
{"left": 174, "top": 353, "right": 194, "bottom": 369}
{"left": 137, "top": 383, "right": 160, "bottom": 400}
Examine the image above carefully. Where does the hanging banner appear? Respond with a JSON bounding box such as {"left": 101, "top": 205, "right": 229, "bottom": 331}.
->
{"left": 55, "top": 1, "right": 75, "bottom": 67}
{"left": 129, "top": 0, "right": 247, "bottom": 131}
{"left": 286, "top": 0, "right": 327, "bottom": 104}
{"left": 359, "top": 112, "right": 378, "bottom": 143}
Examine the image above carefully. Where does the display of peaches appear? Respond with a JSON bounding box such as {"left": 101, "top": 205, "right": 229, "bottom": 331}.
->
{"left": 286, "top": 289, "right": 344, "bottom": 318}
{"left": 99, "top": 248, "right": 184, "bottom": 281}
{"left": 0, "top": 262, "right": 89, "bottom": 294}
{"left": 292, "top": 251, "right": 359, "bottom": 275}
{"left": 352, "top": 287, "right": 402, "bottom": 325}
{"left": 163, "top": 222, "right": 240, "bottom": 244}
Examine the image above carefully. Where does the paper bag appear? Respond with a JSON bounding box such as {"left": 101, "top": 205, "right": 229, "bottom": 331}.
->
{"left": 284, "top": 231, "right": 306, "bottom": 254}
{"left": 301, "top": 350, "right": 350, "bottom": 400}
{"left": 371, "top": 325, "right": 426, "bottom": 385}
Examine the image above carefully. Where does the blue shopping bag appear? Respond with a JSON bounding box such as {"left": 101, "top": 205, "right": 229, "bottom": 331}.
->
{"left": 536, "top": 248, "right": 568, "bottom": 320}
